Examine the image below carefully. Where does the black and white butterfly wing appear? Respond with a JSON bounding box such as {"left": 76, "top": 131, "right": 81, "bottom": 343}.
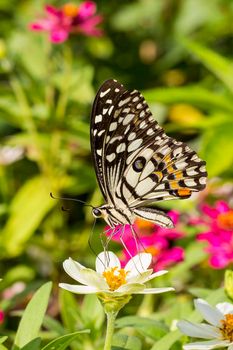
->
{"left": 90, "top": 79, "right": 207, "bottom": 228}
{"left": 90, "top": 79, "right": 127, "bottom": 203}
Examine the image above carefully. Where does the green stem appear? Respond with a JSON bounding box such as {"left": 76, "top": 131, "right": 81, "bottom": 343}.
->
{"left": 104, "top": 311, "right": 118, "bottom": 350}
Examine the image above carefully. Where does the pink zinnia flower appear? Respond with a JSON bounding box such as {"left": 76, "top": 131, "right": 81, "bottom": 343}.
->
{"left": 196, "top": 201, "right": 233, "bottom": 269}
{"left": 106, "top": 210, "right": 184, "bottom": 271}
{"left": 0, "top": 310, "right": 4, "bottom": 325}
{"left": 29, "top": 1, "right": 103, "bottom": 44}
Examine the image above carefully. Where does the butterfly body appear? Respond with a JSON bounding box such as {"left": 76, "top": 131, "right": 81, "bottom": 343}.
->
{"left": 92, "top": 204, "right": 135, "bottom": 227}
{"left": 90, "top": 79, "right": 207, "bottom": 229}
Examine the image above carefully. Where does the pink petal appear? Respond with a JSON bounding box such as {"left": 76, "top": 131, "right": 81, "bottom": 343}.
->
{"left": 168, "top": 210, "right": 180, "bottom": 225}
{"left": 155, "top": 247, "right": 184, "bottom": 270}
{"left": 201, "top": 203, "right": 219, "bottom": 219}
{"left": 50, "top": 28, "right": 69, "bottom": 43}
{"left": 77, "top": 15, "right": 103, "bottom": 36}
{"left": 78, "top": 1, "right": 97, "bottom": 19}
{"left": 0, "top": 310, "right": 4, "bottom": 324}
{"left": 157, "top": 227, "right": 184, "bottom": 240}
{"left": 216, "top": 200, "right": 230, "bottom": 214}
{"left": 45, "top": 5, "right": 62, "bottom": 18}
{"left": 29, "top": 19, "right": 53, "bottom": 31}
{"left": 209, "top": 253, "right": 231, "bottom": 269}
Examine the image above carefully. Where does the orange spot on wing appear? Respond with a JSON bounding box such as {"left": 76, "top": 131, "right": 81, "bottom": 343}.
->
{"left": 163, "top": 154, "right": 175, "bottom": 173}
{"left": 170, "top": 180, "right": 179, "bottom": 189}
{"left": 175, "top": 171, "right": 183, "bottom": 179}
{"left": 177, "top": 189, "right": 191, "bottom": 196}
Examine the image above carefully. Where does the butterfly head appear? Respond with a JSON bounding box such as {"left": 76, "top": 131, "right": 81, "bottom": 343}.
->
{"left": 92, "top": 205, "right": 128, "bottom": 228}
{"left": 92, "top": 205, "right": 114, "bottom": 227}
{"left": 92, "top": 207, "right": 103, "bottom": 218}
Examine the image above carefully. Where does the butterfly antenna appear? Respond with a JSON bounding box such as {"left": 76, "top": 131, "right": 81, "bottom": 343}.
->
{"left": 50, "top": 192, "right": 94, "bottom": 208}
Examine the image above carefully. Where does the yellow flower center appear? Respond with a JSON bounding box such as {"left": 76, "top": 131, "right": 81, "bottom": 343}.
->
{"left": 217, "top": 211, "right": 233, "bottom": 230}
{"left": 220, "top": 314, "right": 233, "bottom": 341}
{"left": 63, "top": 3, "right": 79, "bottom": 17}
{"left": 102, "top": 267, "right": 128, "bottom": 291}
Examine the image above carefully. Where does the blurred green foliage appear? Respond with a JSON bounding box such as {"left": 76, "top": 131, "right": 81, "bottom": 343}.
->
{"left": 0, "top": 0, "right": 233, "bottom": 349}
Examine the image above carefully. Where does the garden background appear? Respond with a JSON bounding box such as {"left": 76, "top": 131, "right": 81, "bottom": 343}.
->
{"left": 0, "top": 0, "right": 233, "bottom": 349}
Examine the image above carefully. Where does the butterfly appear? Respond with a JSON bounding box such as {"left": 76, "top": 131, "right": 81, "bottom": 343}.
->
{"left": 90, "top": 79, "right": 207, "bottom": 229}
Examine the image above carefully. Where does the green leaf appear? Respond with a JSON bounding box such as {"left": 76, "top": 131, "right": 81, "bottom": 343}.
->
{"left": 150, "top": 288, "right": 225, "bottom": 350}
{"left": 43, "top": 316, "right": 66, "bottom": 336}
{"left": 188, "top": 288, "right": 212, "bottom": 298}
{"left": 111, "top": 0, "right": 163, "bottom": 31}
{"left": 0, "top": 96, "right": 25, "bottom": 128}
{"left": 112, "top": 334, "right": 141, "bottom": 350}
{"left": 81, "top": 294, "right": 104, "bottom": 330}
{"left": 181, "top": 39, "right": 233, "bottom": 93}
{"left": 0, "top": 265, "right": 35, "bottom": 291}
{"left": 0, "top": 337, "right": 7, "bottom": 345}
{"left": 13, "top": 282, "right": 52, "bottom": 349}
{"left": 174, "top": 0, "right": 219, "bottom": 36}
{"left": 201, "top": 122, "right": 233, "bottom": 176}
{"left": 143, "top": 86, "right": 233, "bottom": 113}
{"left": 20, "top": 338, "right": 41, "bottom": 350}
{"left": 0, "top": 345, "right": 8, "bottom": 350}
{"left": 52, "top": 65, "right": 94, "bottom": 104}
{"left": 116, "top": 316, "right": 167, "bottom": 340}
{"left": 170, "top": 243, "right": 207, "bottom": 281}
{"left": 0, "top": 176, "right": 56, "bottom": 256}
{"left": 9, "top": 32, "right": 47, "bottom": 80}
{"left": 41, "top": 330, "right": 89, "bottom": 350}
{"left": 59, "top": 289, "right": 83, "bottom": 333}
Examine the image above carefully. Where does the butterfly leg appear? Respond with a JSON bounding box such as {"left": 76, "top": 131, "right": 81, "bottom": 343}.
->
{"left": 119, "top": 225, "right": 133, "bottom": 260}
{"left": 129, "top": 224, "right": 151, "bottom": 272}
{"left": 102, "top": 226, "right": 123, "bottom": 266}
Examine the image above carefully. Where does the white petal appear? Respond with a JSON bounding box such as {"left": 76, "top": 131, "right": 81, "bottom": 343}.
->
{"left": 116, "top": 283, "right": 145, "bottom": 294}
{"left": 80, "top": 268, "right": 108, "bottom": 289}
{"left": 183, "top": 339, "right": 230, "bottom": 350}
{"left": 59, "top": 283, "right": 99, "bottom": 294}
{"left": 137, "top": 287, "right": 174, "bottom": 294}
{"left": 63, "top": 258, "right": 89, "bottom": 284}
{"left": 177, "top": 320, "right": 220, "bottom": 339}
{"left": 146, "top": 270, "right": 168, "bottom": 281}
{"left": 63, "top": 258, "right": 107, "bottom": 289}
{"left": 194, "top": 299, "right": 223, "bottom": 326}
{"left": 216, "top": 302, "right": 233, "bottom": 315}
{"left": 125, "top": 253, "right": 152, "bottom": 277}
{"left": 127, "top": 269, "right": 167, "bottom": 284}
{"left": 228, "top": 344, "right": 233, "bottom": 350}
{"left": 127, "top": 270, "right": 152, "bottom": 283}
{"left": 96, "top": 251, "right": 120, "bottom": 273}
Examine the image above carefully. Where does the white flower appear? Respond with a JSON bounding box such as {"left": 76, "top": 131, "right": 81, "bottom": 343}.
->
{"left": 177, "top": 298, "right": 233, "bottom": 350}
{"left": 59, "top": 251, "right": 174, "bottom": 296}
